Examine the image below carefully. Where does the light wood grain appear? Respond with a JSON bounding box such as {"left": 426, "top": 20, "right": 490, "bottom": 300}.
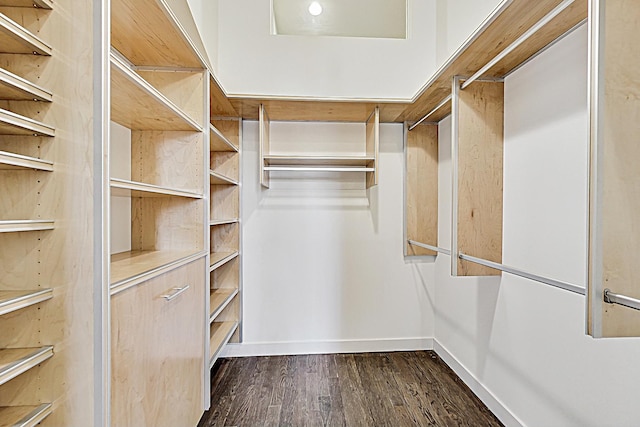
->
{"left": 591, "top": 0, "right": 640, "bottom": 337}
{"left": 0, "top": 403, "right": 52, "bottom": 427}
{"left": 0, "top": 12, "right": 50, "bottom": 55}
{"left": 210, "top": 122, "right": 239, "bottom": 152}
{"left": 211, "top": 223, "right": 239, "bottom": 254}
{"left": 211, "top": 151, "right": 239, "bottom": 183}
{"left": 210, "top": 251, "right": 238, "bottom": 272}
{"left": 111, "top": 258, "right": 205, "bottom": 427}
{"left": 365, "top": 107, "right": 379, "bottom": 188}
{"left": 0, "top": 0, "right": 52, "bottom": 8}
{"left": 110, "top": 178, "right": 203, "bottom": 199}
{"left": 406, "top": 124, "right": 438, "bottom": 256}
{"left": 0, "top": 108, "right": 54, "bottom": 136}
{"left": 0, "top": 220, "right": 53, "bottom": 233}
{"left": 110, "top": 250, "right": 200, "bottom": 287}
{"left": 209, "top": 320, "right": 238, "bottom": 364}
{"left": 211, "top": 255, "right": 239, "bottom": 290}
{"left": 456, "top": 81, "right": 503, "bottom": 276}
{"left": 0, "top": 289, "right": 52, "bottom": 316}
{"left": 209, "top": 170, "right": 238, "bottom": 186}
{"left": 0, "top": 346, "right": 52, "bottom": 387}
{"left": 210, "top": 185, "right": 239, "bottom": 222}
{"left": 210, "top": 75, "right": 238, "bottom": 118}
{"left": 209, "top": 219, "right": 238, "bottom": 226}
{"left": 232, "top": 98, "right": 381, "bottom": 122}
{"left": 0, "top": 150, "right": 52, "bottom": 171}
{"left": 209, "top": 288, "right": 238, "bottom": 321}
{"left": 0, "top": 67, "right": 51, "bottom": 101}
{"left": 264, "top": 155, "right": 375, "bottom": 166}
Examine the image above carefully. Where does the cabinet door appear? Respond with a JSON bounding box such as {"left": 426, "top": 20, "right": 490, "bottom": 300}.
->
{"left": 111, "top": 258, "right": 205, "bottom": 427}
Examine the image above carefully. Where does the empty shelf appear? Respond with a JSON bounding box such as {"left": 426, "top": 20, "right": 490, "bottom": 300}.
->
{"left": 0, "top": 220, "right": 54, "bottom": 233}
{"left": 209, "top": 288, "right": 238, "bottom": 323}
{"left": 264, "top": 155, "right": 375, "bottom": 167}
{"left": 209, "top": 219, "right": 238, "bottom": 226}
{"left": 209, "top": 124, "right": 238, "bottom": 152}
{"left": 0, "top": 13, "right": 51, "bottom": 55}
{"left": 0, "top": 67, "right": 52, "bottom": 101}
{"left": 0, "top": 403, "right": 52, "bottom": 427}
{"left": 0, "top": 289, "right": 52, "bottom": 316}
{"left": 110, "top": 178, "right": 203, "bottom": 199}
{"left": 209, "top": 171, "right": 238, "bottom": 186}
{"left": 0, "top": 108, "right": 54, "bottom": 137}
{"left": 0, "top": 0, "right": 53, "bottom": 8}
{"left": 210, "top": 251, "right": 238, "bottom": 271}
{"left": 0, "top": 346, "right": 53, "bottom": 386}
{"left": 110, "top": 53, "right": 201, "bottom": 131}
{"left": 0, "top": 151, "right": 52, "bottom": 171}
{"left": 209, "top": 321, "right": 238, "bottom": 367}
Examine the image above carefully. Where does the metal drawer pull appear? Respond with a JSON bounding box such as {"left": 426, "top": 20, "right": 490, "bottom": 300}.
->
{"left": 162, "top": 285, "right": 190, "bottom": 301}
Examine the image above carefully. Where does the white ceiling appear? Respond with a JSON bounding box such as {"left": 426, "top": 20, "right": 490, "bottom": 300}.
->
{"left": 272, "top": 0, "right": 407, "bottom": 39}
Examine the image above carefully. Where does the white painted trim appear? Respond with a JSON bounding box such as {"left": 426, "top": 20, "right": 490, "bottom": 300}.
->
{"left": 221, "top": 337, "right": 434, "bottom": 358}
{"left": 433, "top": 340, "right": 525, "bottom": 427}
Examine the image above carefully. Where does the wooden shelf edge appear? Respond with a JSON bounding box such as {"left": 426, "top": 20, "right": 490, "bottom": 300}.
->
{"left": 0, "top": 108, "right": 55, "bottom": 137}
{"left": 0, "top": 346, "right": 53, "bottom": 387}
{"left": 0, "top": 150, "right": 53, "bottom": 171}
{"left": 0, "top": 220, "right": 54, "bottom": 233}
{"left": 0, "top": 12, "right": 51, "bottom": 55}
{"left": 209, "top": 321, "right": 238, "bottom": 368}
{"left": 110, "top": 178, "right": 203, "bottom": 199}
{"left": 209, "top": 123, "right": 239, "bottom": 152}
{"left": 0, "top": 403, "right": 53, "bottom": 427}
{"left": 209, "top": 251, "right": 239, "bottom": 272}
{"left": 209, "top": 288, "right": 239, "bottom": 324}
{"left": 264, "top": 155, "right": 375, "bottom": 166}
{"left": 209, "top": 170, "right": 238, "bottom": 186}
{"left": 0, "top": 288, "right": 53, "bottom": 316}
{"left": 0, "top": 67, "right": 52, "bottom": 102}
{"left": 0, "top": 0, "right": 53, "bottom": 9}
{"left": 209, "top": 219, "right": 239, "bottom": 226}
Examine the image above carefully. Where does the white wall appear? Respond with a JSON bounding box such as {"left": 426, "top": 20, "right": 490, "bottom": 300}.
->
{"left": 435, "top": 25, "right": 640, "bottom": 427}
{"left": 186, "top": 0, "right": 219, "bottom": 71}
{"left": 226, "top": 121, "right": 435, "bottom": 355}
{"left": 216, "top": 0, "right": 436, "bottom": 99}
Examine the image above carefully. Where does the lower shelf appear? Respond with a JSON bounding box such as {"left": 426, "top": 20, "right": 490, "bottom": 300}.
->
{"left": 209, "top": 321, "right": 238, "bottom": 368}
{"left": 0, "top": 289, "right": 53, "bottom": 316}
{"left": 0, "top": 403, "right": 52, "bottom": 427}
{"left": 209, "top": 288, "right": 238, "bottom": 323}
{"left": 210, "top": 251, "right": 239, "bottom": 271}
{"left": 0, "top": 346, "right": 53, "bottom": 387}
{"left": 0, "top": 220, "right": 54, "bottom": 233}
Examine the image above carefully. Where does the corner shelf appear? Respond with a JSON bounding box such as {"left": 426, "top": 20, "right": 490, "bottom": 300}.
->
{"left": 0, "top": 67, "right": 52, "bottom": 102}
{"left": 209, "top": 124, "right": 238, "bottom": 152}
{"left": 0, "top": 151, "right": 53, "bottom": 172}
{"left": 209, "top": 321, "right": 238, "bottom": 368}
{"left": 210, "top": 251, "right": 238, "bottom": 272}
{"left": 0, "top": 0, "right": 53, "bottom": 9}
{"left": 0, "top": 220, "right": 54, "bottom": 233}
{"left": 0, "top": 108, "right": 55, "bottom": 137}
{"left": 209, "top": 171, "right": 238, "bottom": 186}
{"left": 0, "top": 346, "right": 53, "bottom": 386}
{"left": 209, "top": 288, "right": 238, "bottom": 323}
{"left": 0, "top": 289, "right": 53, "bottom": 316}
{"left": 110, "top": 178, "right": 203, "bottom": 199}
{"left": 0, "top": 403, "right": 52, "bottom": 427}
{"left": 0, "top": 12, "right": 51, "bottom": 56}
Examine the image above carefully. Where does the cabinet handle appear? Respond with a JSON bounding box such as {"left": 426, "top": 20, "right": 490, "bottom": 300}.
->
{"left": 162, "top": 285, "right": 190, "bottom": 301}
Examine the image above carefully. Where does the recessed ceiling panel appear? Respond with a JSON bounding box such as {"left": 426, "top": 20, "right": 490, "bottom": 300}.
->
{"left": 272, "top": 0, "right": 407, "bottom": 39}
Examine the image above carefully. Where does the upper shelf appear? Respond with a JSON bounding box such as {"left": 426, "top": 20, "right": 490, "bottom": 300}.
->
{"left": 110, "top": 53, "right": 202, "bottom": 132}
{"left": 0, "top": 220, "right": 54, "bottom": 233}
{"left": 0, "top": 346, "right": 53, "bottom": 387}
{"left": 0, "top": 0, "right": 53, "bottom": 8}
{"left": 264, "top": 155, "right": 375, "bottom": 167}
{"left": 209, "top": 123, "right": 238, "bottom": 152}
{"left": 0, "top": 289, "right": 53, "bottom": 316}
{"left": 111, "top": 178, "right": 203, "bottom": 199}
{"left": 0, "top": 151, "right": 53, "bottom": 172}
{"left": 0, "top": 108, "right": 55, "bottom": 137}
{"left": 0, "top": 12, "right": 51, "bottom": 55}
{"left": 0, "top": 67, "right": 52, "bottom": 102}
{"left": 0, "top": 403, "right": 53, "bottom": 427}
{"left": 111, "top": 0, "right": 203, "bottom": 68}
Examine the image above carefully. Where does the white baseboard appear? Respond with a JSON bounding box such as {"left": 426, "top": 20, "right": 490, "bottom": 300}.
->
{"left": 221, "top": 337, "right": 434, "bottom": 358}
{"left": 433, "top": 340, "right": 524, "bottom": 427}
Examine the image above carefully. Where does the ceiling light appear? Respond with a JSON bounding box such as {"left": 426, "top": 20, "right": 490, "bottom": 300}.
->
{"left": 308, "top": 1, "right": 322, "bottom": 16}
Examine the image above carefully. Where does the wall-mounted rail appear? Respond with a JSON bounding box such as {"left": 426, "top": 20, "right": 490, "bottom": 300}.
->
{"left": 407, "top": 240, "right": 451, "bottom": 256}
{"left": 603, "top": 289, "right": 640, "bottom": 312}
{"left": 408, "top": 96, "right": 451, "bottom": 131}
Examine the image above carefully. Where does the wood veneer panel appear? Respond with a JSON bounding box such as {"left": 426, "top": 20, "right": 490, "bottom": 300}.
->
{"left": 365, "top": 107, "right": 379, "bottom": 188}
{"left": 210, "top": 75, "right": 238, "bottom": 118}
{"left": 234, "top": 98, "right": 379, "bottom": 122}
{"left": 0, "top": 289, "right": 52, "bottom": 316}
{"left": 0, "top": 0, "right": 52, "bottom": 8}
{"left": 0, "top": 67, "right": 51, "bottom": 102}
{"left": 406, "top": 124, "right": 438, "bottom": 256}
{"left": 455, "top": 81, "right": 503, "bottom": 276}
{"left": 264, "top": 155, "right": 375, "bottom": 166}
{"left": 0, "top": 403, "right": 52, "bottom": 427}
{"left": 0, "top": 13, "right": 50, "bottom": 55}
{"left": 210, "top": 122, "right": 239, "bottom": 152}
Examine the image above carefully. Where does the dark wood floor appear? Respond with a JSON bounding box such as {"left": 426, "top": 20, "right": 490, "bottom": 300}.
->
{"left": 198, "top": 351, "right": 503, "bottom": 427}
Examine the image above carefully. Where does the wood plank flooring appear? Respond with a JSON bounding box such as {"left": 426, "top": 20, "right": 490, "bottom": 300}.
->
{"left": 198, "top": 351, "right": 503, "bottom": 427}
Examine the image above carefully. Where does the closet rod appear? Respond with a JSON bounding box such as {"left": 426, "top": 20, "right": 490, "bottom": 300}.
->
{"left": 604, "top": 289, "right": 640, "bottom": 312}
{"left": 407, "top": 239, "right": 451, "bottom": 256}
{"left": 408, "top": 95, "right": 451, "bottom": 131}
{"left": 264, "top": 166, "right": 374, "bottom": 172}
{"left": 460, "top": 0, "right": 576, "bottom": 90}
{"left": 458, "top": 252, "right": 585, "bottom": 296}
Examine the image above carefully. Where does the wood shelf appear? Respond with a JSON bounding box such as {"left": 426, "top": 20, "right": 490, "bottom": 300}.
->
{"left": 0, "top": 346, "right": 53, "bottom": 387}
{"left": 209, "top": 219, "right": 238, "bottom": 226}
{"left": 0, "top": 289, "right": 52, "bottom": 316}
{"left": 0, "top": 0, "right": 53, "bottom": 8}
{"left": 0, "top": 108, "right": 55, "bottom": 137}
{"left": 210, "top": 251, "right": 238, "bottom": 272}
{"left": 110, "top": 53, "right": 202, "bottom": 132}
{"left": 209, "top": 321, "right": 238, "bottom": 367}
{"left": 209, "top": 288, "right": 238, "bottom": 323}
{"left": 0, "top": 12, "right": 51, "bottom": 55}
{"left": 0, "top": 151, "right": 53, "bottom": 171}
{"left": 264, "top": 155, "right": 375, "bottom": 167}
{"left": 0, "top": 403, "right": 52, "bottom": 427}
{"left": 0, "top": 220, "right": 53, "bottom": 233}
{"left": 0, "top": 67, "right": 52, "bottom": 102}
{"left": 110, "top": 178, "right": 203, "bottom": 199}
{"left": 209, "top": 170, "right": 238, "bottom": 186}
{"left": 209, "top": 123, "right": 238, "bottom": 152}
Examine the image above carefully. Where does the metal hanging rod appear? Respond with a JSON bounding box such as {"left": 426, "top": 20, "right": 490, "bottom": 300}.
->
{"left": 408, "top": 95, "right": 452, "bottom": 131}
{"left": 407, "top": 240, "right": 451, "bottom": 256}
{"left": 604, "top": 289, "right": 640, "bottom": 312}
{"left": 264, "top": 166, "right": 374, "bottom": 172}
{"left": 458, "top": 253, "right": 586, "bottom": 296}
{"left": 460, "top": 0, "right": 576, "bottom": 90}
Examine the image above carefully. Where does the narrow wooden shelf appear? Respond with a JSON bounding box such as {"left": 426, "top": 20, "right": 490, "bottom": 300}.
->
{"left": 0, "top": 12, "right": 51, "bottom": 55}
{"left": 209, "top": 288, "right": 238, "bottom": 323}
{"left": 0, "top": 67, "right": 52, "bottom": 102}
{"left": 209, "top": 219, "right": 238, "bottom": 226}
{"left": 0, "top": 108, "right": 54, "bottom": 137}
{"left": 0, "top": 151, "right": 53, "bottom": 171}
{"left": 0, "top": 0, "right": 53, "bottom": 8}
{"left": 110, "top": 250, "right": 203, "bottom": 291}
{"left": 0, "top": 220, "right": 53, "bottom": 233}
{"left": 264, "top": 155, "right": 375, "bottom": 167}
{"left": 110, "top": 53, "right": 201, "bottom": 132}
{"left": 0, "top": 346, "right": 53, "bottom": 387}
{"left": 210, "top": 251, "right": 238, "bottom": 272}
{"left": 0, "top": 289, "right": 52, "bottom": 316}
{"left": 110, "top": 178, "right": 203, "bottom": 199}
{"left": 209, "top": 321, "right": 238, "bottom": 367}
{"left": 209, "top": 170, "right": 238, "bottom": 186}
{"left": 209, "top": 124, "right": 238, "bottom": 152}
{"left": 0, "top": 403, "right": 52, "bottom": 427}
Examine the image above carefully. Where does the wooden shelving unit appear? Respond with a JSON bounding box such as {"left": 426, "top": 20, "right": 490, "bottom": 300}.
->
{"left": 0, "top": 346, "right": 53, "bottom": 386}
{"left": 0, "top": 220, "right": 54, "bottom": 233}
{"left": 209, "top": 171, "right": 238, "bottom": 186}
{"left": 0, "top": 12, "right": 51, "bottom": 56}
{"left": 0, "top": 403, "right": 52, "bottom": 427}
{"left": 210, "top": 251, "right": 238, "bottom": 272}
{"left": 209, "top": 320, "right": 238, "bottom": 368}
{"left": 0, "top": 0, "right": 53, "bottom": 8}
{"left": 0, "top": 67, "right": 52, "bottom": 102}
{"left": 210, "top": 288, "right": 238, "bottom": 322}
{"left": 0, "top": 289, "right": 52, "bottom": 316}
{"left": 0, "top": 109, "right": 54, "bottom": 137}
{"left": 0, "top": 151, "right": 53, "bottom": 172}
{"left": 111, "top": 178, "right": 203, "bottom": 199}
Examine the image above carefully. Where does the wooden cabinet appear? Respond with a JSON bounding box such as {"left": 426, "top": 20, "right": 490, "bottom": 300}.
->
{"left": 111, "top": 258, "right": 205, "bottom": 427}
